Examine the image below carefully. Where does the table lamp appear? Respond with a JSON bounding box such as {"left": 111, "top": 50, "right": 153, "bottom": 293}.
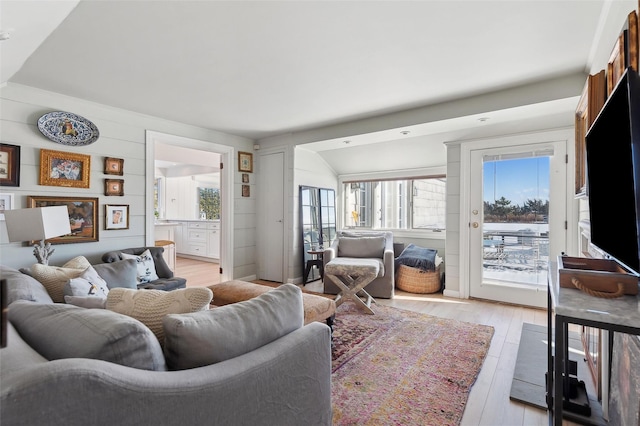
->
{"left": 4, "top": 206, "right": 72, "bottom": 265}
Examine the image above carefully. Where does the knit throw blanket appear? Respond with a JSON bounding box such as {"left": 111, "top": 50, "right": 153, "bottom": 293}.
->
{"left": 395, "top": 244, "right": 437, "bottom": 271}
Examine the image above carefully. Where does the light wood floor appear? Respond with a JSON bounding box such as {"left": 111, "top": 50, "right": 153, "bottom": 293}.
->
{"left": 175, "top": 256, "right": 221, "bottom": 287}
{"left": 176, "top": 257, "right": 582, "bottom": 426}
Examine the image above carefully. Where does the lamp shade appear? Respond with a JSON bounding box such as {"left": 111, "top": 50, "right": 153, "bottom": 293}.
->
{"left": 4, "top": 206, "right": 72, "bottom": 242}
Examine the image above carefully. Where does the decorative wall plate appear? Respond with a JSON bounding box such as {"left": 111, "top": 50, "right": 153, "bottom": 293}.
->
{"left": 37, "top": 111, "right": 100, "bottom": 146}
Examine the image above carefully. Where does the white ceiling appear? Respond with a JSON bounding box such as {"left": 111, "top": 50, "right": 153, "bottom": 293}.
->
{"left": 1, "top": 0, "right": 634, "bottom": 149}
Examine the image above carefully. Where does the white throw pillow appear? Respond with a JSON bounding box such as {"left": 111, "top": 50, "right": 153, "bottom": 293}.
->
{"left": 30, "top": 256, "right": 92, "bottom": 303}
{"left": 64, "top": 265, "right": 110, "bottom": 298}
{"left": 120, "top": 249, "right": 159, "bottom": 284}
{"left": 106, "top": 287, "right": 213, "bottom": 343}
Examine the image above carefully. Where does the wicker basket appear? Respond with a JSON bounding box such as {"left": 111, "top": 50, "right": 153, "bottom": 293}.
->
{"left": 396, "top": 264, "right": 442, "bottom": 294}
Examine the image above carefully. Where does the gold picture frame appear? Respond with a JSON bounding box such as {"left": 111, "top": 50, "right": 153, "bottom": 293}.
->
{"left": 238, "top": 151, "right": 253, "bottom": 173}
{"left": 242, "top": 184, "right": 250, "bottom": 197}
{"left": 104, "top": 157, "right": 124, "bottom": 176}
{"left": 27, "top": 196, "right": 99, "bottom": 244}
{"left": 105, "top": 179, "right": 124, "bottom": 196}
{"left": 105, "top": 204, "right": 129, "bottom": 230}
{"left": 39, "top": 149, "right": 90, "bottom": 188}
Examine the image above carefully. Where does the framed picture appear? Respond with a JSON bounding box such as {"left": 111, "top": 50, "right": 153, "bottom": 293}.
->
{"left": 0, "top": 143, "right": 21, "bottom": 187}
{"left": 238, "top": 151, "right": 253, "bottom": 173}
{"left": 104, "top": 157, "right": 124, "bottom": 176}
{"left": 105, "top": 204, "right": 129, "bottom": 230}
{"left": 242, "top": 184, "right": 250, "bottom": 197}
{"left": 242, "top": 173, "right": 249, "bottom": 183}
{"left": 574, "top": 70, "right": 606, "bottom": 197}
{"left": 39, "top": 148, "right": 90, "bottom": 188}
{"left": 0, "top": 193, "right": 14, "bottom": 220}
{"left": 105, "top": 179, "right": 124, "bottom": 196}
{"left": 27, "top": 196, "right": 99, "bottom": 244}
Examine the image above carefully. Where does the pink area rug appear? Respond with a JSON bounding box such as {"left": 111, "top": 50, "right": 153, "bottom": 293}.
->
{"left": 331, "top": 301, "right": 494, "bottom": 425}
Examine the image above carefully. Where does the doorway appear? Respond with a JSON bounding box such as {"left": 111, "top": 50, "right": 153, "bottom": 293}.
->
{"left": 465, "top": 139, "right": 567, "bottom": 308}
{"left": 145, "top": 130, "right": 234, "bottom": 283}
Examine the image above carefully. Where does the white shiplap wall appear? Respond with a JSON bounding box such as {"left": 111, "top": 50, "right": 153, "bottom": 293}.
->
{"left": 0, "top": 83, "right": 254, "bottom": 275}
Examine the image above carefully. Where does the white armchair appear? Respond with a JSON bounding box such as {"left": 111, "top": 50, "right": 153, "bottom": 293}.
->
{"left": 322, "top": 231, "right": 394, "bottom": 299}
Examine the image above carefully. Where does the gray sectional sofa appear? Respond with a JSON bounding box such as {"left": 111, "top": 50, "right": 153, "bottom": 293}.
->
{"left": 0, "top": 265, "right": 333, "bottom": 426}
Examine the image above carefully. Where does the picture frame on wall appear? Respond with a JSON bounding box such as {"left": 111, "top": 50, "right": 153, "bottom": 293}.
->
{"left": 238, "top": 151, "right": 253, "bottom": 173}
{"left": 242, "top": 173, "right": 249, "bottom": 183}
{"left": 105, "top": 204, "right": 129, "bottom": 230}
{"left": 39, "top": 148, "right": 90, "bottom": 188}
{"left": 0, "top": 193, "right": 14, "bottom": 220}
{"left": 0, "top": 144, "right": 20, "bottom": 187}
{"left": 242, "top": 184, "right": 250, "bottom": 197}
{"left": 27, "top": 196, "right": 99, "bottom": 244}
{"left": 104, "top": 179, "right": 124, "bottom": 196}
{"left": 104, "top": 157, "right": 124, "bottom": 176}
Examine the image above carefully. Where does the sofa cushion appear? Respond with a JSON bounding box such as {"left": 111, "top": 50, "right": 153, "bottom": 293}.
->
{"left": 120, "top": 249, "right": 159, "bottom": 284}
{"left": 64, "top": 295, "right": 107, "bottom": 309}
{"left": 163, "top": 283, "right": 304, "bottom": 370}
{"left": 106, "top": 287, "right": 213, "bottom": 343}
{"left": 93, "top": 259, "right": 138, "bottom": 290}
{"left": 63, "top": 265, "right": 110, "bottom": 298}
{"left": 8, "top": 300, "right": 167, "bottom": 371}
{"left": 62, "top": 255, "right": 92, "bottom": 270}
{"left": 1, "top": 265, "right": 54, "bottom": 305}
{"left": 338, "top": 236, "right": 386, "bottom": 258}
{"left": 29, "top": 259, "right": 91, "bottom": 303}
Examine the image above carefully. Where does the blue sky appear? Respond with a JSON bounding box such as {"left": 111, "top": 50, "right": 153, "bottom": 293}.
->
{"left": 483, "top": 157, "right": 549, "bottom": 206}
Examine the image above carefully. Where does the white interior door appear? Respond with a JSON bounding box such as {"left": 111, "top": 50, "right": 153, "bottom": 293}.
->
{"left": 468, "top": 140, "right": 566, "bottom": 308}
{"left": 258, "top": 152, "right": 285, "bottom": 282}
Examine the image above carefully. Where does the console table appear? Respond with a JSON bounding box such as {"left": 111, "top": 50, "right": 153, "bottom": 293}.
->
{"left": 547, "top": 261, "right": 640, "bottom": 425}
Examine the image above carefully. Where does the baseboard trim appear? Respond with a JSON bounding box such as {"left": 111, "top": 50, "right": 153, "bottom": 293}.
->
{"left": 443, "top": 289, "right": 461, "bottom": 298}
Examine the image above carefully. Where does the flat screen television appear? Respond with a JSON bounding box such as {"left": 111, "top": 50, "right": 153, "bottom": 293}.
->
{"left": 585, "top": 67, "right": 640, "bottom": 275}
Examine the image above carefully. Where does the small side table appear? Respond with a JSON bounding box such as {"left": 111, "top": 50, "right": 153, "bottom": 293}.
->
{"left": 303, "top": 249, "right": 324, "bottom": 285}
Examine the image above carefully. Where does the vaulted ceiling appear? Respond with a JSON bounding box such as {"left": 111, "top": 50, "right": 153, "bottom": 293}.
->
{"left": 0, "top": 0, "right": 635, "bottom": 151}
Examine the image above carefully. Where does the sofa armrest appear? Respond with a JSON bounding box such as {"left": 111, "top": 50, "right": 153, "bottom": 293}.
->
{"left": 322, "top": 241, "right": 337, "bottom": 269}
{"left": 1, "top": 322, "right": 332, "bottom": 426}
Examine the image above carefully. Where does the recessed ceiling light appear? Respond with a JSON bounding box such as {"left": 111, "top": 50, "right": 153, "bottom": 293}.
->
{"left": 0, "top": 31, "right": 10, "bottom": 41}
{"left": 478, "top": 117, "right": 490, "bottom": 122}
{"left": 400, "top": 130, "right": 410, "bottom": 135}
{"left": 343, "top": 140, "right": 351, "bottom": 144}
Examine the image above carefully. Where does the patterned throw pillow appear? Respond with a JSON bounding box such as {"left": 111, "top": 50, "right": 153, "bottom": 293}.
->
{"left": 120, "top": 249, "right": 159, "bottom": 284}
{"left": 30, "top": 256, "right": 92, "bottom": 303}
{"left": 106, "top": 287, "right": 213, "bottom": 343}
{"left": 64, "top": 265, "right": 110, "bottom": 298}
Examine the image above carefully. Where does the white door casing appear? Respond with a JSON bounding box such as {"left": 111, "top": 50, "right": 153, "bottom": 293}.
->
{"left": 459, "top": 129, "right": 573, "bottom": 307}
{"left": 145, "top": 130, "right": 233, "bottom": 282}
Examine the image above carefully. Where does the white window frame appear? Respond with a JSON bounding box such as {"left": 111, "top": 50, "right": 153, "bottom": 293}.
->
{"left": 338, "top": 166, "right": 446, "bottom": 239}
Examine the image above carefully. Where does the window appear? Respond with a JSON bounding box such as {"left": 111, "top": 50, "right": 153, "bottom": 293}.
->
{"left": 198, "top": 188, "right": 221, "bottom": 220}
{"left": 343, "top": 176, "right": 446, "bottom": 231}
